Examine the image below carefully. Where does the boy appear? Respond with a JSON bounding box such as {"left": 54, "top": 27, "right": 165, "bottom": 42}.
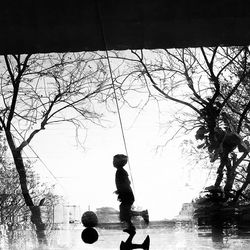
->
{"left": 113, "top": 154, "right": 149, "bottom": 230}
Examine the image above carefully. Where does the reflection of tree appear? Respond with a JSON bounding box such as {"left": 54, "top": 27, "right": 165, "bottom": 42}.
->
{"left": 0, "top": 53, "right": 110, "bottom": 245}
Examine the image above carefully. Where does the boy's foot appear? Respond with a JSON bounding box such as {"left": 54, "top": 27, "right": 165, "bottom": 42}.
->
{"left": 120, "top": 241, "right": 127, "bottom": 250}
{"left": 141, "top": 210, "right": 149, "bottom": 225}
{"left": 142, "top": 235, "right": 150, "bottom": 250}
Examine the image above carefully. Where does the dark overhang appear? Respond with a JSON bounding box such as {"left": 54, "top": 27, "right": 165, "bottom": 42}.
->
{"left": 1, "top": 0, "right": 250, "bottom": 54}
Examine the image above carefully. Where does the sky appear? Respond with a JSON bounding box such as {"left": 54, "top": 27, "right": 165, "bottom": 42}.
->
{"left": 28, "top": 95, "right": 213, "bottom": 221}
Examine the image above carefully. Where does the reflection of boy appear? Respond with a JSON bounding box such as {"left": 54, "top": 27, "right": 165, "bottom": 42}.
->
{"left": 113, "top": 154, "right": 149, "bottom": 231}
{"left": 120, "top": 229, "right": 150, "bottom": 250}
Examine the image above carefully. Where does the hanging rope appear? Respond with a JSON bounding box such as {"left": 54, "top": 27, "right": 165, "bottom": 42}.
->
{"left": 105, "top": 51, "right": 136, "bottom": 193}
{"left": 95, "top": 0, "right": 136, "bottom": 194}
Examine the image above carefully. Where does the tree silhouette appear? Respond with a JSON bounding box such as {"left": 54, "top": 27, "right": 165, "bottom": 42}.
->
{"left": 0, "top": 135, "right": 60, "bottom": 245}
{"left": 115, "top": 47, "right": 250, "bottom": 204}
{"left": 0, "top": 52, "right": 111, "bottom": 244}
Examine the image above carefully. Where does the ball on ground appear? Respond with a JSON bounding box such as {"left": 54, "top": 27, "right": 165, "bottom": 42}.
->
{"left": 81, "top": 211, "right": 98, "bottom": 227}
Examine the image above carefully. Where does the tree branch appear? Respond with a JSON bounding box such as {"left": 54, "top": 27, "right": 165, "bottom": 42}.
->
{"left": 216, "top": 47, "right": 245, "bottom": 78}
{"left": 5, "top": 55, "right": 31, "bottom": 130}
{"left": 237, "top": 100, "right": 250, "bottom": 133}
{"left": 131, "top": 50, "right": 201, "bottom": 115}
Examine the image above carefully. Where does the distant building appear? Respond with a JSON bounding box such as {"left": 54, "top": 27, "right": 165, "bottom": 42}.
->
{"left": 53, "top": 204, "right": 69, "bottom": 224}
{"left": 67, "top": 205, "right": 81, "bottom": 223}
{"left": 95, "top": 207, "right": 119, "bottom": 223}
{"left": 53, "top": 204, "right": 81, "bottom": 225}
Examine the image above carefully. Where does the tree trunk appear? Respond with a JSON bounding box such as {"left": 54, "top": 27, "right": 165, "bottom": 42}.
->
{"left": 224, "top": 160, "right": 235, "bottom": 199}
{"left": 214, "top": 156, "right": 228, "bottom": 188}
{"left": 30, "top": 206, "right": 47, "bottom": 245}
{"left": 7, "top": 139, "right": 47, "bottom": 245}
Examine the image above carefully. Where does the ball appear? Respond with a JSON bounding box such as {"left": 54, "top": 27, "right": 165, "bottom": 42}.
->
{"left": 81, "top": 211, "right": 98, "bottom": 227}
{"left": 81, "top": 227, "right": 99, "bottom": 244}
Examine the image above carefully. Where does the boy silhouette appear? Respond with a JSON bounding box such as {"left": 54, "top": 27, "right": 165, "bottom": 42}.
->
{"left": 113, "top": 154, "right": 149, "bottom": 231}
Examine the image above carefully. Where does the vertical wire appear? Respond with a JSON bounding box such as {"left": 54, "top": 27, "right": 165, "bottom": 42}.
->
{"left": 95, "top": 0, "right": 136, "bottom": 195}
{"left": 104, "top": 50, "right": 136, "bottom": 194}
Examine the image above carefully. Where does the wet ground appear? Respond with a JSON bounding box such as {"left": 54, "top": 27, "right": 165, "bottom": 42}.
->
{"left": 2, "top": 227, "right": 250, "bottom": 250}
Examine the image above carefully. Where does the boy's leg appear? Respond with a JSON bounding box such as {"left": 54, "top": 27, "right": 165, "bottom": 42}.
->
{"left": 120, "top": 203, "right": 135, "bottom": 230}
{"left": 123, "top": 230, "right": 150, "bottom": 250}
{"left": 123, "top": 240, "right": 150, "bottom": 250}
{"left": 123, "top": 228, "right": 136, "bottom": 243}
{"left": 120, "top": 242, "right": 143, "bottom": 250}
{"left": 142, "top": 235, "right": 150, "bottom": 250}
{"left": 123, "top": 229, "right": 145, "bottom": 249}
{"left": 128, "top": 235, "right": 150, "bottom": 250}
{"left": 129, "top": 244, "right": 144, "bottom": 249}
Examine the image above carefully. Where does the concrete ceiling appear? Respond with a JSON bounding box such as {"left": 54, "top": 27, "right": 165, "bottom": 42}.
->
{"left": 1, "top": 0, "right": 250, "bottom": 54}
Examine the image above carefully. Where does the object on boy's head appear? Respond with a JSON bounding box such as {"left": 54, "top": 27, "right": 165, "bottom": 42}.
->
{"left": 81, "top": 211, "right": 98, "bottom": 227}
{"left": 81, "top": 227, "right": 99, "bottom": 244}
{"left": 113, "top": 154, "right": 128, "bottom": 168}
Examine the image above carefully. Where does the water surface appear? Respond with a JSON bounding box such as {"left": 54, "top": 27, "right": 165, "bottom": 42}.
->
{"left": 2, "top": 227, "right": 250, "bottom": 250}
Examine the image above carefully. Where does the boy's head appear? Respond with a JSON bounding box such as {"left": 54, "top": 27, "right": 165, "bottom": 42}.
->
{"left": 113, "top": 154, "right": 128, "bottom": 169}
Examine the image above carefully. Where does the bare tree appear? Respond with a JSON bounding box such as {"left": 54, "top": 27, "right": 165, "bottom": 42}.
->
{"left": 0, "top": 52, "right": 111, "bottom": 244}
{"left": 113, "top": 47, "right": 250, "bottom": 204}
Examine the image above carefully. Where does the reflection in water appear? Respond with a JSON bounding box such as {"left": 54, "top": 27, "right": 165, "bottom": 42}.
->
{"left": 198, "top": 230, "right": 226, "bottom": 249}
{"left": 1, "top": 226, "right": 250, "bottom": 250}
{"left": 198, "top": 226, "right": 250, "bottom": 250}
{"left": 211, "top": 225, "right": 224, "bottom": 249}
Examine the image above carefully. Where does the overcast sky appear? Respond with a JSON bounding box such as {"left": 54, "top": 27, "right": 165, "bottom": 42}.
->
{"left": 27, "top": 94, "right": 213, "bottom": 221}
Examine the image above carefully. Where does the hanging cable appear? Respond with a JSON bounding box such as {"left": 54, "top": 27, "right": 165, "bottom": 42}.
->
{"left": 105, "top": 49, "right": 136, "bottom": 194}
{"left": 95, "top": 0, "right": 136, "bottom": 194}
{"left": 11, "top": 124, "right": 69, "bottom": 196}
